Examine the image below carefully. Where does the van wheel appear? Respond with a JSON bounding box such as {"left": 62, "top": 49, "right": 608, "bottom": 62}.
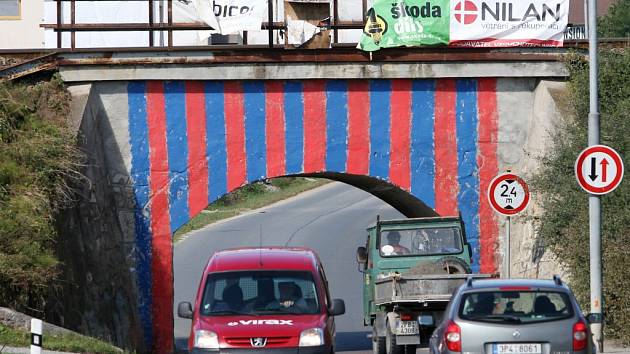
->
{"left": 373, "top": 327, "right": 386, "bottom": 354}
{"left": 385, "top": 321, "right": 404, "bottom": 354}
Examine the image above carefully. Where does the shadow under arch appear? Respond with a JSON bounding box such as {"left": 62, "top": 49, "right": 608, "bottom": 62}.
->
{"left": 297, "top": 172, "right": 438, "bottom": 218}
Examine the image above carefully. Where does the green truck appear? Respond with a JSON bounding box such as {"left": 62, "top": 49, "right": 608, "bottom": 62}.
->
{"left": 356, "top": 216, "right": 481, "bottom": 354}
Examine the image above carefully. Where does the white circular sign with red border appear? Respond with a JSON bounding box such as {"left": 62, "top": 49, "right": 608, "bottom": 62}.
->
{"left": 488, "top": 173, "right": 530, "bottom": 216}
{"left": 575, "top": 145, "right": 624, "bottom": 195}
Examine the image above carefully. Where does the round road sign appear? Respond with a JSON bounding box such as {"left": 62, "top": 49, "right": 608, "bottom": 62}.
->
{"left": 575, "top": 145, "right": 624, "bottom": 195}
{"left": 488, "top": 173, "right": 530, "bottom": 216}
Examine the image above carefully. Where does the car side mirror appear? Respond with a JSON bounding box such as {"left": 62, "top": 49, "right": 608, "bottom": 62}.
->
{"left": 329, "top": 299, "right": 346, "bottom": 316}
{"left": 356, "top": 246, "right": 368, "bottom": 264}
{"left": 178, "top": 301, "right": 194, "bottom": 319}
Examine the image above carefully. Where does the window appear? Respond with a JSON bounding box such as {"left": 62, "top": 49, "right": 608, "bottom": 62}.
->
{"left": 379, "top": 227, "right": 463, "bottom": 257}
{"left": 459, "top": 290, "right": 574, "bottom": 324}
{"left": 0, "top": 0, "right": 20, "bottom": 20}
{"left": 200, "top": 271, "right": 320, "bottom": 316}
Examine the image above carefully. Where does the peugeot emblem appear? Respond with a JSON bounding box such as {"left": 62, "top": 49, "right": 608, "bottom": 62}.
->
{"left": 512, "top": 330, "right": 521, "bottom": 338}
{"left": 251, "top": 337, "right": 267, "bottom": 347}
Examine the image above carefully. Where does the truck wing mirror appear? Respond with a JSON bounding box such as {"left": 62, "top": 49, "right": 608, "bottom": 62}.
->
{"left": 330, "top": 299, "right": 346, "bottom": 316}
{"left": 356, "top": 246, "right": 368, "bottom": 264}
{"left": 178, "top": 301, "right": 194, "bottom": 319}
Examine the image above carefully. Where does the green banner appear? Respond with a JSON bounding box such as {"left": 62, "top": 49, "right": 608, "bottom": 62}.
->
{"left": 358, "top": 0, "right": 450, "bottom": 51}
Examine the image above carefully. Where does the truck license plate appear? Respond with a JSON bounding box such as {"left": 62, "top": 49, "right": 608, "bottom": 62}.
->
{"left": 494, "top": 343, "right": 542, "bottom": 354}
{"left": 396, "top": 321, "right": 419, "bottom": 335}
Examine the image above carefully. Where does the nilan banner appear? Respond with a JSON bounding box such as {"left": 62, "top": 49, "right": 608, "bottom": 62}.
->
{"left": 358, "top": 0, "right": 569, "bottom": 51}
{"left": 176, "top": 0, "right": 267, "bottom": 35}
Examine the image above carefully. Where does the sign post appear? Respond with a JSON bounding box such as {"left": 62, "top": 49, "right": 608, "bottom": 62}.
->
{"left": 487, "top": 172, "right": 530, "bottom": 278}
{"left": 575, "top": 144, "right": 624, "bottom": 352}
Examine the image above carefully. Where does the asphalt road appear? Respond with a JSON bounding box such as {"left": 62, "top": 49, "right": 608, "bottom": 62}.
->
{"left": 173, "top": 181, "right": 404, "bottom": 352}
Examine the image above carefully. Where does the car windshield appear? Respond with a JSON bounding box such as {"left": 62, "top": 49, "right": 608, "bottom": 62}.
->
{"left": 459, "top": 290, "right": 574, "bottom": 324}
{"left": 200, "top": 271, "right": 320, "bottom": 316}
{"left": 379, "top": 227, "right": 463, "bottom": 257}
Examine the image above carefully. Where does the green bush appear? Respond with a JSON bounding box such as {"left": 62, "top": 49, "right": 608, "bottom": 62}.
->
{"left": 531, "top": 50, "right": 629, "bottom": 344}
{"left": 0, "top": 76, "right": 84, "bottom": 315}
{"left": 598, "top": 0, "right": 630, "bottom": 38}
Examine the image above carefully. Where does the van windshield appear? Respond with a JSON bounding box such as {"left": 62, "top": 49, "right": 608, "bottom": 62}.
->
{"left": 379, "top": 227, "right": 463, "bottom": 257}
{"left": 200, "top": 271, "right": 320, "bottom": 316}
{"left": 459, "top": 290, "right": 574, "bottom": 324}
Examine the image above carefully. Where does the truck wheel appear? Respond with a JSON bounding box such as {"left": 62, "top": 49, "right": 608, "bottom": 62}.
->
{"left": 373, "top": 335, "right": 386, "bottom": 354}
{"left": 385, "top": 321, "right": 404, "bottom": 354}
{"left": 435, "top": 256, "right": 472, "bottom": 274}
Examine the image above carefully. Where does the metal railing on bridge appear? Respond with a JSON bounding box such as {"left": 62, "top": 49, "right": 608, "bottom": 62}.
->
{"left": 41, "top": 0, "right": 366, "bottom": 50}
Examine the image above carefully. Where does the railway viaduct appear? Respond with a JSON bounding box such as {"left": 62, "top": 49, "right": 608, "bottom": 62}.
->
{"left": 3, "top": 46, "right": 570, "bottom": 353}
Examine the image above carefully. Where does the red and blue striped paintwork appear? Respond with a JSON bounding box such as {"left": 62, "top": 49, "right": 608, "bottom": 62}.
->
{"left": 128, "top": 78, "right": 500, "bottom": 353}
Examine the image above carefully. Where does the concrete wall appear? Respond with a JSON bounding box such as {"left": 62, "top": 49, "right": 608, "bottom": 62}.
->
{"left": 0, "top": 0, "right": 44, "bottom": 49}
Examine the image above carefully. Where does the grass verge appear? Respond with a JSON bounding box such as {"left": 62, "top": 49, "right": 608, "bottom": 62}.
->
{"left": 174, "top": 177, "right": 329, "bottom": 240}
{"left": 0, "top": 324, "right": 126, "bottom": 353}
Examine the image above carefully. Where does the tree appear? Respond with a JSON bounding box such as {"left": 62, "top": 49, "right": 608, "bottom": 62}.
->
{"left": 531, "top": 49, "right": 630, "bottom": 344}
{"left": 599, "top": 0, "right": 630, "bottom": 38}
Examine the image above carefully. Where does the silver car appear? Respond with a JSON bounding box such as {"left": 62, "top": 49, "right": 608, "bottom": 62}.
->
{"left": 430, "top": 276, "right": 594, "bottom": 354}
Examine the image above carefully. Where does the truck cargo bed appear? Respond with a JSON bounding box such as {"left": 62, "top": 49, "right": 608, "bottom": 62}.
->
{"left": 374, "top": 274, "right": 488, "bottom": 305}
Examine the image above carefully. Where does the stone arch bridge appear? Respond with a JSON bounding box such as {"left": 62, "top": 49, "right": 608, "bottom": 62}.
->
{"left": 26, "top": 48, "right": 568, "bottom": 353}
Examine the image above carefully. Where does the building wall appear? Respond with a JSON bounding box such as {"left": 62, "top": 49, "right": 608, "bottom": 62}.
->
{"left": 0, "top": 0, "right": 44, "bottom": 49}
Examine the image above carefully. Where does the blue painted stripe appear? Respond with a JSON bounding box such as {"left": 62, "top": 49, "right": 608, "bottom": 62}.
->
{"left": 369, "top": 80, "right": 391, "bottom": 179}
{"left": 243, "top": 81, "right": 267, "bottom": 182}
{"left": 326, "top": 80, "right": 348, "bottom": 172}
{"left": 205, "top": 81, "right": 228, "bottom": 203}
{"left": 127, "top": 81, "right": 153, "bottom": 348}
{"left": 164, "top": 81, "right": 190, "bottom": 232}
{"left": 410, "top": 79, "right": 436, "bottom": 209}
{"left": 455, "top": 79, "right": 480, "bottom": 272}
{"left": 284, "top": 81, "right": 304, "bottom": 174}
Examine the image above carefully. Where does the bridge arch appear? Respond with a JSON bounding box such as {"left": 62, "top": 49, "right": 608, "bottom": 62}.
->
{"left": 125, "top": 78, "right": 501, "bottom": 352}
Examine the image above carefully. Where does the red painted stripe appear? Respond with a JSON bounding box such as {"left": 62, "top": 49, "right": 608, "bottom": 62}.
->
{"left": 303, "top": 80, "right": 327, "bottom": 172}
{"left": 185, "top": 81, "right": 209, "bottom": 217}
{"left": 477, "top": 78, "right": 500, "bottom": 274}
{"left": 224, "top": 82, "right": 247, "bottom": 192}
{"left": 433, "top": 79, "right": 459, "bottom": 216}
{"left": 347, "top": 80, "right": 370, "bottom": 175}
{"left": 146, "top": 81, "right": 174, "bottom": 354}
{"left": 389, "top": 79, "right": 412, "bottom": 191}
{"left": 265, "top": 82, "right": 286, "bottom": 178}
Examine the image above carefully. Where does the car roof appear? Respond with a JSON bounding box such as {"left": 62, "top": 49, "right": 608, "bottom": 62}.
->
{"left": 205, "top": 247, "right": 320, "bottom": 273}
{"left": 462, "top": 278, "right": 570, "bottom": 292}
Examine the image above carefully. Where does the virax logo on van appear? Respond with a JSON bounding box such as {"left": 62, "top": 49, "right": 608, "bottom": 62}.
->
{"left": 227, "top": 320, "right": 294, "bottom": 326}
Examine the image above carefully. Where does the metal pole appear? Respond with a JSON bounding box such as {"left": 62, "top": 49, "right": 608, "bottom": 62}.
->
{"left": 587, "top": 0, "right": 603, "bottom": 349}
{"left": 159, "top": 0, "right": 164, "bottom": 46}
{"left": 506, "top": 216, "right": 511, "bottom": 278}
{"left": 583, "top": 0, "right": 588, "bottom": 36}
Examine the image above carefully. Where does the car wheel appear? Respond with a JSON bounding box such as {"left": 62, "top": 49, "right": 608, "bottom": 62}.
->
{"left": 373, "top": 327, "right": 386, "bottom": 354}
{"left": 385, "top": 321, "right": 404, "bottom": 354}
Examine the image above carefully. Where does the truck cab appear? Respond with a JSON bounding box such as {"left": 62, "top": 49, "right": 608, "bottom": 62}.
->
{"left": 356, "top": 217, "right": 474, "bottom": 354}
{"left": 179, "top": 247, "right": 345, "bottom": 354}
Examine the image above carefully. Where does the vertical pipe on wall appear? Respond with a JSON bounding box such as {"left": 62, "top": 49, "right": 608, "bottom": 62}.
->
{"left": 333, "top": 0, "right": 339, "bottom": 44}
{"left": 268, "top": 0, "right": 274, "bottom": 47}
{"left": 56, "top": 0, "right": 62, "bottom": 48}
{"left": 167, "top": 0, "right": 173, "bottom": 48}
{"left": 70, "top": 0, "right": 75, "bottom": 50}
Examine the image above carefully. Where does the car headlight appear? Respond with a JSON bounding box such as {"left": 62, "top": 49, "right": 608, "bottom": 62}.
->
{"left": 194, "top": 330, "right": 219, "bottom": 349}
{"left": 299, "top": 328, "right": 324, "bottom": 347}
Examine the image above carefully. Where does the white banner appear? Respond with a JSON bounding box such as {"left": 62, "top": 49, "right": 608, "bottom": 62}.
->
{"left": 177, "top": 0, "right": 267, "bottom": 35}
{"left": 449, "top": 0, "right": 569, "bottom": 47}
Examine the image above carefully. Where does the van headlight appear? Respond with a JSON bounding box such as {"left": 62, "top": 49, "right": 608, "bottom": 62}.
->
{"left": 194, "top": 330, "right": 219, "bottom": 349}
{"left": 299, "top": 328, "right": 324, "bottom": 347}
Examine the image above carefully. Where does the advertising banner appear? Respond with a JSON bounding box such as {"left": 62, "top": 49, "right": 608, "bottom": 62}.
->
{"left": 358, "top": 0, "right": 569, "bottom": 51}
{"left": 177, "top": 0, "right": 267, "bottom": 35}
{"left": 358, "top": 1, "right": 451, "bottom": 51}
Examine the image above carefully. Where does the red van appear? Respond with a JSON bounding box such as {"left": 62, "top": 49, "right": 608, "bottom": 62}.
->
{"left": 178, "top": 247, "right": 346, "bottom": 354}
